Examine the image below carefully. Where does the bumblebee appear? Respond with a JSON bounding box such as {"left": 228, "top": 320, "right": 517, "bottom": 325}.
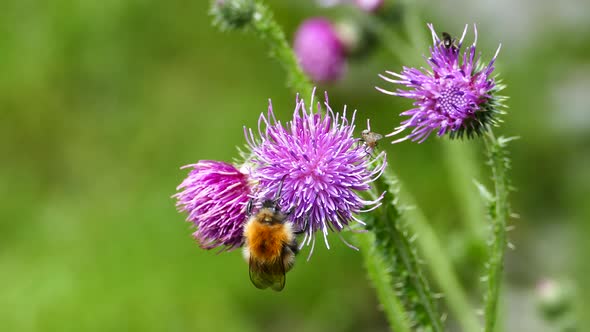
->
{"left": 440, "top": 32, "right": 458, "bottom": 50}
{"left": 242, "top": 179, "right": 303, "bottom": 291}
{"left": 361, "top": 129, "right": 383, "bottom": 151}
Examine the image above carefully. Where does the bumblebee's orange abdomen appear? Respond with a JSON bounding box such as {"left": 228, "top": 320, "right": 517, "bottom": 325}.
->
{"left": 244, "top": 221, "right": 291, "bottom": 263}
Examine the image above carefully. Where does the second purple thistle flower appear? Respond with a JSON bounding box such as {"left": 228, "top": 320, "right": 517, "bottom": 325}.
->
{"left": 294, "top": 18, "right": 346, "bottom": 83}
{"left": 244, "top": 91, "right": 386, "bottom": 251}
{"left": 174, "top": 161, "right": 251, "bottom": 250}
{"left": 377, "top": 24, "right": 505, "bottom": 143}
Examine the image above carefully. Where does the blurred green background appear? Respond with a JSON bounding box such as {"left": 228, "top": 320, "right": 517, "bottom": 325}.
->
{"left": 1, "top": 0, "right": 588, "bottom": 331}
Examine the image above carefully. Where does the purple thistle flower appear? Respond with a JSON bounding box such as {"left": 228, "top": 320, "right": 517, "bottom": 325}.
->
{"left": 294, "top": 18, "right": 347, "bottom": 83}
{"left": 173, "top": 161, "right": 251, "bottom": 251}
{"left": 377, "top": 24, "right": 506, "bottom": 143}
{"left": 244, "top": 91, "right": 386, "bottom": 253}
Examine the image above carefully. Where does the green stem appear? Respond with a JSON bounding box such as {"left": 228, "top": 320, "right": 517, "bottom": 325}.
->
{"left": 356, "top": 232, "right": 412, "bottom": 332}
{"left": 442, "top": 140, "right": 487, "bottom": 244}
{"left": 483, "top": 131, "right": 513, "bottom": 332}
{"left": 400, "top": 184, "right": 482, "bottom": 332}
{"left": 367, "top": 169, "right": 445, "bottom": 332}
{"left": 211, "top": 0, "right": 313, "bottom": 98}
{"left": 250, "top": 1, "right": 313, "bottom": 99}
{"left": 399, "top": 0, "right": 428, "bottom": 58}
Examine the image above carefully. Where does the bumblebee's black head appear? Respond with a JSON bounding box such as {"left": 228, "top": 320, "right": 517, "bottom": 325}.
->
{"left": 261, "top": 199, "right": 279, "bottom": 212}
{"left": 264, "top": 175, "right": 287, "bottom": 211}
{"left": 257, "top": 199, "right": 288, "bottom": 225}
{"left": 249, "top": 175, "right": 287, "bottom": 216}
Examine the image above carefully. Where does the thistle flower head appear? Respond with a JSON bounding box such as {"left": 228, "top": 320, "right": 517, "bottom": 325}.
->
{"left": 244, "top": 91, "right": 386, "bottom": 251}
{"left": 173, "top": 161, "right": 251, "bottom": 251}
{"left": 294, "top": 18, "right": 347, "bottom": 83}
{"left": 377, "top": 24, "right": 505, "bottom": 143}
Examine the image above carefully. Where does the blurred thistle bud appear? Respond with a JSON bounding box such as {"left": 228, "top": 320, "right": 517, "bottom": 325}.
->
{"left": 210, "top": 0, "right": 256, "bottom": 31}
{"left": 294, "top": 18, "right": 347, "bottom": 83}
{"left": 536, "top": 278, "right": 575, "bottom": 322}
{"left": 354, "top": 0, "right": 384, "bottom": 12}
{"left": 315, "top": 0, "right": 344, "bottom": 7}
{"left": 335, "top": 19, "right": 377, "bottom": 59}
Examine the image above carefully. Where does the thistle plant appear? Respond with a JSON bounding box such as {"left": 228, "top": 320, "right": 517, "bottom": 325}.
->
{"left": 173, "top": 1, "right": 516, "bottom": 331}
{"left": 175, "top": 90, "right": 387, "bottom": 256}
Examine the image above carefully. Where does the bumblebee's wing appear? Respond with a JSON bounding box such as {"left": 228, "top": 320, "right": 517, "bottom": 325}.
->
{"left": 249, "top": 258, "right": 286, "bottom": 292}
{"left": 269, "top": 259, "right": 286, "bottom": 292}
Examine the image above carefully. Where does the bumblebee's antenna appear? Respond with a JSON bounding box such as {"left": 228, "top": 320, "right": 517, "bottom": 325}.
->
{"left": 261, "top": 175, "right": 289, "bottom": 210}
{"left": 273, "top": 175, "right": 288, "bottom": 203}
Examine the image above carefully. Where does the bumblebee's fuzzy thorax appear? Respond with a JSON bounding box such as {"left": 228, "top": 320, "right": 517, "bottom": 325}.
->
{"left": 243, "top": 217, "right": 294, "bottom": 264}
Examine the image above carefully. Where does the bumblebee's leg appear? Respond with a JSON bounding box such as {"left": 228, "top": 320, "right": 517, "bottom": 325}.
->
{"left": 283, "top": 207, "right": 298, "bottom": 225}
{"left": 282, "top": 246, "right": 297, "bottom": 273}
{"left": 287, "top": 239, "right": 299, "bottom": 256}
{"left": 294, "top": 214, "right": 309, "bottom": 235}
{"left": 284, "top": 207, "right": 294, "bottom": 217}
{"left": 273, "top": 174, "right": 288, "bottom": 202}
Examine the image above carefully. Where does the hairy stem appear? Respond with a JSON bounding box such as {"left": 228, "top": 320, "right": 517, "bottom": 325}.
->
{"left": 365, "top": 169, "right": 444, "bottom": 332}
{"left": 356, "top": 232, "right": 412, "bottom": 332}
{"left": 211, "top": 0, "right": 313, "bottom": 98}
{"left": 249, "top": 1, "right": 313, "bottom": 98}
{"left": 401, "top": 188, "right": 482, "bottom": 332}
{"left": 483, "top": 131, "right": 513, "bottom": 332}
{"left": 442, "top": 141, "right": 488, "bottom": 245}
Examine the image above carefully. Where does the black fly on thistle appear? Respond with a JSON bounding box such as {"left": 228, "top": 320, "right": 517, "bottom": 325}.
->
{"left": 440, "top": 31, "right": 458, "bottom": 51}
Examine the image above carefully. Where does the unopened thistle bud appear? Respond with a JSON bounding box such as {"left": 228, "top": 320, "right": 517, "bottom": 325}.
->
{"left": 210, "top": 0, "right": 256, "bottom": 31}
{"left": 536, "top": 279, "right": 575, "bottom": 321}
{"left": 334, "top": 19, "right": 377, "bottom": 59}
